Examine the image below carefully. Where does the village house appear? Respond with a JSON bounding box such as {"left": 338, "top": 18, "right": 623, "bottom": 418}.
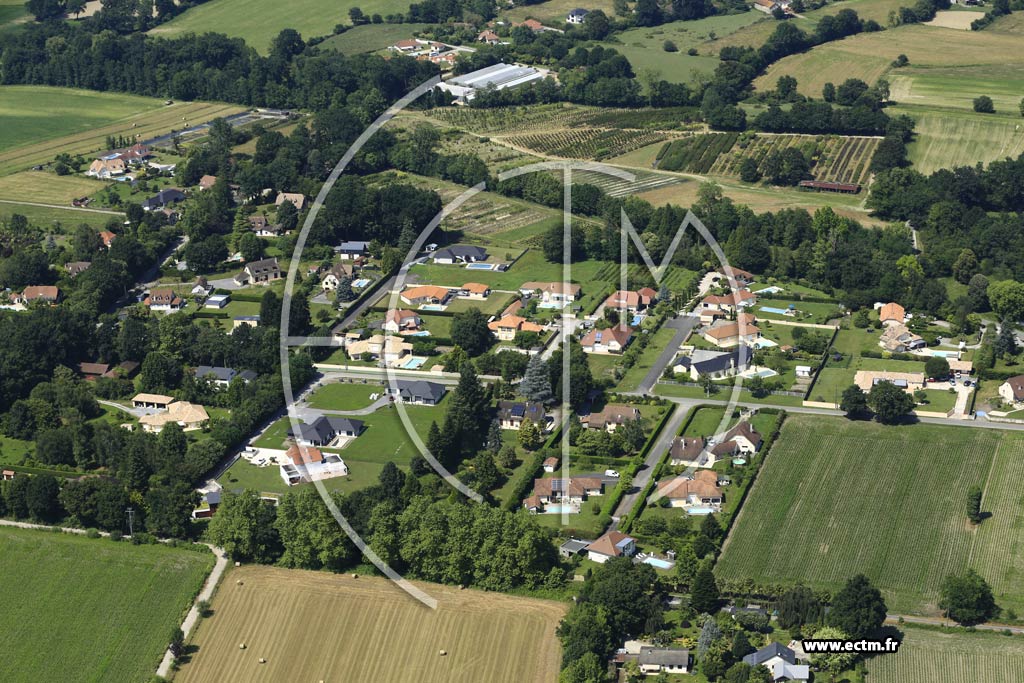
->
{"left": 144, "top": 288, "right": 184, "bottom": 312}
{"left": 715, "top": 266, "right": 756, "bottom": 288}
{"left": 655, "top": 470, "right": 723, "bottom": 509}
{"left": 743, "top": 643, "right": 809, "bottom": 682}
{"left": 586, "top": 530, "right": 636, "bottom": 563}
{"left": 721, "top": 420, "right": 763, "bottom": 453}
{"left": 247, "top": 214, "right": 284, "bottom": 237}
{"left": 531, "top": 476, "right": 604, "bottom": 506}
{"left": 279, "top": 444, "right": 349, "bottom": 486}
{"left": 2, "top": 470, "right": 16, "bottom": 481}
{"left": 194, "top": 366, "right": 257, "bottom": 387}
{"left": 132, "top": 393, "right": 173, "bottom": 409}
{"left": 288, "top": 415, "right": 365, "bottom": 447}
{"left": 520, "top": 281, "right": 582, "bottom": 305}
{"left": 14, "top": 286, "right": 62, "bottom": 306}
{"left": 497, "top": 400, "right": 548, "bottom": 430}
{"left": 432, "top": 245, "right": 489, "bottom": 264}
{"left": 583, "top": 404, "right": 641, "bottom": 431}
{"left": 567, "top": 7, "right": 589, "bottom": 23}
{"left": 878, "top": 302, "right": 906, "bottom": 325}
{"left": 234, "top": 257, "right": 282, "bottom": 286}
{"left": 400, "top": 285, "right": 452, "bottom": 306}
{"left": 998, "top": 375, "right": 1024, "bottom": 408}
{"left": 78, "top": 360, "right": 139, "bottom": 382}
{"left": 458, "top": 282, "right": 491, "bottom": 299}
{"left": 699, "top": 289, "right": 758, "bottom": 315}
{"left": 65, "top": 261, "right": 92, "bottom": 278}
{"left": 753, "top": 0, "right": 783, "bottom": 13}
{"left": 191, "top": 490, "right": 221, "bottom": 520}
{"left": 139, "top": 401, "right": 210, "bottom": 433}
{"left": 669, "top": 436, "right": 706, "bottom": 466}
{"left": 879, "top": 323, "right": 926, "bottom": 352}
{"left": 336, "top": 241, "right": 370, "bottom": 260}
{"left": 391, "top": 380, "right": 447, "bottom": 405}
{"left": 275, "top": 192, "right": 306, "bottom": 211}
{"left": 98, "top": 230, "right": 117, "bottom": 249}
{"left": 320, "top": 262, "right": 357, "bottom": 291}
{"left": 488, "top": 314, "right": 544, "bottom": 341}
{"left": 191, "top": 277, "right": 212, "bottom": 297}
{"left": 603, "top": 288, "right": 657, "bottom": 314}
{"left": 142, "top": 188, "right": 186, "bottom": 211}
{"left": 383, "top": 309, "right": 422, "bottom": 334}
{"left": 854, "top": 370, "right": 926, "bottom": 394}
{"left": 346, "top": 334, "right": 413, "bottom": 364}
{"left": 702, "top": 315, "right": 761, "bottom": 348}
{"left": 672, "top": 347, "right": 750, "bottom": 381}
{"left": 477, "top": 29, "right": 500, "bottom": 44}
{"left": 198, "top": 175, "right": 218, "bottom": 190}
{"left": 233, "top": 316, "right": 260, "bottom": 330}
{"left": 87, "top": 156, "right": 127, "bottom": 178}
{"left": 638, "top": 648, "right": 690, "bottom": 676}
{"left": 580, "top": 324, "right": 634, "bottom": 354}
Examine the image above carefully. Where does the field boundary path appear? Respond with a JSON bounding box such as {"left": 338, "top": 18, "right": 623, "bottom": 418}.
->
{"left": 0, "top": 518, "right": 229, "bottom": 679}
{"left": 885, "top": 613, "right": 1024, "bottom": 635}
{"left": 0, "top": 199, "right": 124, "bottom": 215}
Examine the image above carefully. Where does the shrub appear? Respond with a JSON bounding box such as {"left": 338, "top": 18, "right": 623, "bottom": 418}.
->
{"left": 109, "top": 530, "right": 123, "bottom": 542}
{"left": 663, "top": 40, "right": 678, "bottom": 52}
{"left": 973, "top": 96, "right": 995, "bottom": 114}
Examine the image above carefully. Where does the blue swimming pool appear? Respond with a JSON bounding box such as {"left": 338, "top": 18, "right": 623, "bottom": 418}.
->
{"left": 465, "top": 263, "right": 495, "bottom": 270}
{"left": 419, "top": 304, "right": 445, "bottom": 311}
{"left": 631, "top": 314, "right": 644, "bottom": 326}
{"left": 643, "top": 557, "right": 675, "bottom": 570}
{"left": 401, "top": 357, "right": 426, "bottom": 369}
{"left": 732, "top": 457, "right": 747, "bottom": 466}
{"left": 406, "top": 331, "right": 431, "bottom": 337}
{"left": 538, "top": 302, "right": 565, "bottom": 309}
{"left": 543, "top": 504, "right": 576, "bottom": 514}
{"left": 757, "top": 286, "right": 784, "bottom": 295}
{"left": 352, "top": 278, "right": 370, "bottom": 288}
{"left": 687, "top": 506, "right": 717, "bottom": 516}
{"left": 760, "top": 306, "right": 793, "bottom": 315}
{"left": 751, "top": 338, "right": 778, "bottom": 349}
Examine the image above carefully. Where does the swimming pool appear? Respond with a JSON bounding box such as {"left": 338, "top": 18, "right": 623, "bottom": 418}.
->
{"left": 643, "top": 557, "right": 675, "bottom": 570}
{"left": 757, "top": 286, "right": 784, "bottom": 295}
{"left": 465, "top": 262, "right": 496, "bottom": 270}
{"left": 419, "top": 304, "right": 446, "bottom": 311}
{"left": 401, "top": 357, "right": 426, "bottom": 369}
{"left": 631, "top": 314, "right": 645, "bottom": 326}
{"left": 760, "top": 306, "right": 794, "bottom": 315}
{"left": 538, "top": 302, "right": 565, "bottom": 309}
{"left": 929, "top": 350, "right": 956, "bottom": 358}
{"left": 743, "top": 368, "right": 778, "bottom": 379}
{"left": 732, "top": 457, "right": 748, "bottom": 466}
{"left": 405, "top": 331, "right": 431, "bottom": 337}
{"left": 352, "top": 278, "right": 370, "bottom": 288}
{"left": 686, "top": 506, "right": 717, "bottom": 516}
{"left": 543, "top": 504, "right": 577, "bottom": 514}
{"left": 752, "top": 338, "right": 778, "bottom": 349}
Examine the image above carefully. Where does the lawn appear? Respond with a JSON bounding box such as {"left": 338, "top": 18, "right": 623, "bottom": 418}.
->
{"left": 306, "top": 381, "right": 383, "bottom": 410}
{"left": 655, "top": 381, "right": 807, "bottom": 406}
{"left": 889, "top": 64, "right": 1024, "bottom": 114}
{"left": 175, "top": 565, "right": 566, "bottom": 683}
{"left": 716, "top": 415, "right": 1024, "bottom": 615}
{"left": 810, "top": 354, "right": 953, "bottom": 409}
{"left": 502, "top": 0, "right": 619, "bottom": 25}
{"left": 753, "top": 24, "right": 1024, "bottom": 98}
{"left": 407, "top": 248, "right": 608, "bottom": 291}
{"left": 888, "top": 104, "right": 1024, "bottom": 174}
{"left": 617, "top": 324, "right": 681, "bottom": 392}
{"left": 681, "top": 405, "right": 777, "bottom": 439}
{"left": 0, "top": 171, "right": 108, "bottom": 203}
{"left": 151, "top": 0, "right": 412, "bottom": 53}
{"left": 0, "top": 0, "right": 27, "bottom": 34}
{"left": 0, "top": 201, "right": 121, "bottom": 229}
{"left": 0, "top": 527, "right": 214, "bottom": 683}
{"left": 319, "top": 22, "right": 433, "bottom": 54}
{"left": 0, "top": 87, "right": 245, "bottom": 176}
{"left": 868, "top": 625, "right": 1024, "bottom": 683}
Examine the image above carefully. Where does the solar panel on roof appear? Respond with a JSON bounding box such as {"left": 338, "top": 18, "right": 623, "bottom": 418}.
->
{"left": 511, "top": 404, "right": 526, "bottom": 417}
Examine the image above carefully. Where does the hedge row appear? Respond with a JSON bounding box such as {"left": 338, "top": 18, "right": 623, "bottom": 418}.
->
{"left": 610, "top": 403, "right": 676, "bottom": 529}
{"left": 501, "top": 418, "right": 566, "bottom": 512}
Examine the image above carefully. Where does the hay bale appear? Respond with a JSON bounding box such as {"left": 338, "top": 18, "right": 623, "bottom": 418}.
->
{"left": 236, "top": 579, "right": 244, "bottom": 585}
{"left": 351, "top": 573, "right": 358, "bottom": 579}
{"left": 258, "top": 658, "right": 266, "bottom": 664}
{"left": 439, "top": 650, "right": 447, "bottom": 656}
{"left": 239, "top": 643, "right": 246, "bottom": 650}
{"left": 235, "top": 561, "right": 241, "bottom": 567}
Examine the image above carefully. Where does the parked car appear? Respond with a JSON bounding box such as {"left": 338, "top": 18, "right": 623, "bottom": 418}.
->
{"left": 604, "top": 469, "right": 620, "bottom": 478}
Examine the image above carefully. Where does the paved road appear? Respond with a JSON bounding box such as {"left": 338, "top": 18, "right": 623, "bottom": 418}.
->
{"left": 636, "top": 316, "right": 697, "bottom": 394}
{"left": 609, "top": 407, "right": 688, "bottom": 529}
{"left": 0, "top": 199, "right": 124, "bottom": 215}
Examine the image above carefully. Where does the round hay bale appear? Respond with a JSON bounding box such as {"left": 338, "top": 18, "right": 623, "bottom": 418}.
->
{"left": 439, "top": 650, "right": 447, "bottom": 656}
{"left": 236, "top": 580, "right": 244, "bottom": 585}
{"left": 239, "top": 643, "right": 246, "bottom": 650}
{"left": 351, "top": 573, "right": 358, "bottom": 579}
{"left": 259, "top": 658, "right": 266, "bottom": 664}
{"left": 235, "top": 561, "right": 241, "bottom": 567}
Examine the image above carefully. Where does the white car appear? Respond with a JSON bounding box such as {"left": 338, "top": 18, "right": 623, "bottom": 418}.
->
{"left": 604, "top": 469, "right": 620, "bottom": 478}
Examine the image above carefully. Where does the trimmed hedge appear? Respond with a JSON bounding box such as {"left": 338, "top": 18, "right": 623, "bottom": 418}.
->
{"left": 502, "top": 418, "right": 566, "bottom": 512}
{"left": 610, "top": 403, "right": 676, "bottom": 528}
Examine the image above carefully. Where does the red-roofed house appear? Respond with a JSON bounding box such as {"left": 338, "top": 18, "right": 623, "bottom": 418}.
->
{"left": 586, "top": 531, "right": 636, "bottom": 563}
{"left": 383, "top": 309, "right": 422, "bottom": 334}
{"left": 580, "top": 324, "right": 633, "bottom": 354}
{"left": 145, "top": 288, "right": 184, "bottom": 312}
{"left": 604, "top": 289, "right": 655, "bottom": 314}
{"left": 15, "top": 286, "right": 62, "bottom": 305}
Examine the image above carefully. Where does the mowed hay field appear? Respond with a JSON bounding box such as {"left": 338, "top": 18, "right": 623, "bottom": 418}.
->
{"left": 868, "top": 626, "right": 1024, "bottom": 683}
{"left": 0, "top": 171, "right": 107, "bottom": 203}
{"left": 753, "top": 25, "right": 1024, "bottom": 98}
{"left": 151, "top": 0, "right": 411, "bottom": 53}
{"left": 0, "top": 527, "right": 214, "bottom": 683}
{"left": 716, "top": 416, "right": 1024, "bottom": 615}
{"left": 0, "top": 86, "right": 245, "bottom": 176}
{"left": 889, "top": 105, "right": 1024, "bottom": 173}
{"left": 175, "top": 565, "right": 566, "bottom": 683}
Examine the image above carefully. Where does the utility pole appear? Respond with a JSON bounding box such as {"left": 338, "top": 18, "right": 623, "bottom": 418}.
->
{"left": 126, "top": 507, "right": 135, "bottom": 536}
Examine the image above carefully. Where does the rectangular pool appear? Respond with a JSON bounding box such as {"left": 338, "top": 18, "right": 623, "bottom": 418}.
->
{"left": 465, "top": 263, "right": 496, "bottom": 270}
{"left": 419, "top": 304, "right": 446, "bottom": 311}
{"left": 643, "top": 557, "right": 675, "bottom": 570}
{"left": 543, "top": 504, "right": 577, "bottom": 514}
{"left": 352, "top": 278, "right": 371, "bottom": 288}
{"left": 538, "top": 302, "right": 565, "bottom": 309}
{"left": 757, "top": 286, "right": 784, "bottom": 295}
{"left": 760, "top": 306, "right": 793, "bottom": 315}
{"left": 405, "top": 331, "right": 431, "bottom": 337}
{"left": 401, "top": 357, "right": 426, "bottom": 369}
{"left": 686, "top": 506, "right": 717, "bottom": 516}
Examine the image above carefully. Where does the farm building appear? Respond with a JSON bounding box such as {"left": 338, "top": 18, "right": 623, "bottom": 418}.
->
{"left": 798, "top": 180, "right": 861, "bottom": 194}
{"left": 438, "top": 63, "right": 546, "bottom": 103}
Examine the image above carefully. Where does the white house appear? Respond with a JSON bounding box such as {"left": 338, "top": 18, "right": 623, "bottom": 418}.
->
{"left": 795, "top": 365, "right": 812, "bottom": 379}
{"left": 743, "top": 643, "right": 809, "bottom": 683}
{"left": 638, "top": 647, "right": 690, "bottom": 676}
{"left": 580, "top": 325, "right": 633, "bottom": 355}
{"left": 586, "top": 531, "right": 636, "bottom": 563}
{"left": 999, "top": 375, "right": 1024, "bottom": 408}
{"left": 567, "top": 7, "right": 589, "bottom": 23}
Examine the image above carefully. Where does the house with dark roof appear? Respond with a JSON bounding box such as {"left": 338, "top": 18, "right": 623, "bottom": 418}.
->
{"left": 669, "top": 436, "right": 706, "bottom": 466}
{"left": 288, "top": 415, "right": 365, "bottom": 447}
{"left": 141, "top": 188, "right": 186, "bottom": 211}
{"left": 638, "top": 647, "right": 690, "bottom": 675}
{"left": 531, "top": 477, "right": 604, "bottom": 506}
{"left": 672, "top": 347, "right": 750, "bottom": 381}
{"left": 582, "top": 404, "right": 640, "bottom": 432}
{"left": 248, "top": 214, "right": 284, "bottom": 237}
{"left": 999, "top": 375, "right": 1024, "bottom": 408}
{"left": 497, "top": 400, "right": 548, "bottom": 430}
{"left": 743, "top": 643, "right": 809, "bottom": 682}
{"left": 65, "top": 261, "right": 92, "bottom": 278}
{"left": 144, "top": 288, "right": 184, "bottom": 311}
{"left": 721, "top": 420, "right": 762, "bottom": 454}
{"left": 432, "top": 245, "right": 489, "bottom": 264}
{"left": 567, "top": 7, "right": 589, "bottom": 23}
{"left": 559, "top": 537, "right": 592, "bottom": 557}
{"left": 194, "top": 366, "right": 257, "bottom": 387}
{"left": 336, "top": 241, "right": 370, "bottom": 259}
{"left": 234, "top": 257, "right": 282, "bottom": 286}
{"left": 393, "top": 380, "right": 447, "bottom": 405}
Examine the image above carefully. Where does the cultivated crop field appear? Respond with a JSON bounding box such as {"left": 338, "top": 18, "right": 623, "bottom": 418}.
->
{"left": 573, "top": 168, "right": 685, "bottom": 198}
{"left": 151, "top": 0, "right": 411, "bottom": 53}
{"left": 888, "top": 105, "right": 1024, "bottom": 174}
{"left": 0, "top": 87, "right": 245, "bottom": 176}
{"left": 658, "top": 133, "right": 879, "bottom": 185}
{"left": 175, "top": 565, "right": 566, "bottom": 683}
{"left": 868, "top": 626, "right": 1024, "bottom": 683}
{"left": 428, "top": 104, "right": 700, "bottom": 136}
{"left": 507, "top": 128, "right": 671, "bottom": 161}
{"left": 717, "top": 416, "right": 1024, "bottom": 615}
{"left": 0, "top": 527, "right": 214, "bottom": 683}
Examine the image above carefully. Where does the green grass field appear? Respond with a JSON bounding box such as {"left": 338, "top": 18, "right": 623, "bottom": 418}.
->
{"left": 868, "top": 625, "right": 1024, "bottom": 683}
{"left": 319, "top": 22, "right": 432, "bottom": 54}
{"left": 889, "top": 65, "right": 1024, "bottom": 114}
{"left": 0, "top": 87, "right": 245, "bottom": 176}
{"left": 0, "top": 171, "right": 108, "bottom": 203}
{"left": 986, "top": 8, "right": 1024, "bottom": 34}
{"left": 717, "top": 416, "right": 1024, "bottom": 615}
{"left": 0, "top": 201, "right": 122, "bottom": 229}
{"left": 151, "top": 0, "right": 411, "bottom": 53}
{"left": 888, "top": 105, "right": 1024, "bottom": 174}
{"left": 0, "top": 0, "right": 27, "bottom": 34}
{"left": 0, "top": 527, "right": 214, "bottom": 683}
{"left": 306, "top": 382, "right": 383, "bottom": 410}
{"left": 502, "top": 0, "right": 618, "bottom": 25}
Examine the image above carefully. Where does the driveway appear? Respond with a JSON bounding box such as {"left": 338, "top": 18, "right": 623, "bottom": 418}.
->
{"left": 609, "top": 407, "right": 688, "bottom": 529}
{"left": 634, "top": 316, "right": 697, "bottom": 394}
